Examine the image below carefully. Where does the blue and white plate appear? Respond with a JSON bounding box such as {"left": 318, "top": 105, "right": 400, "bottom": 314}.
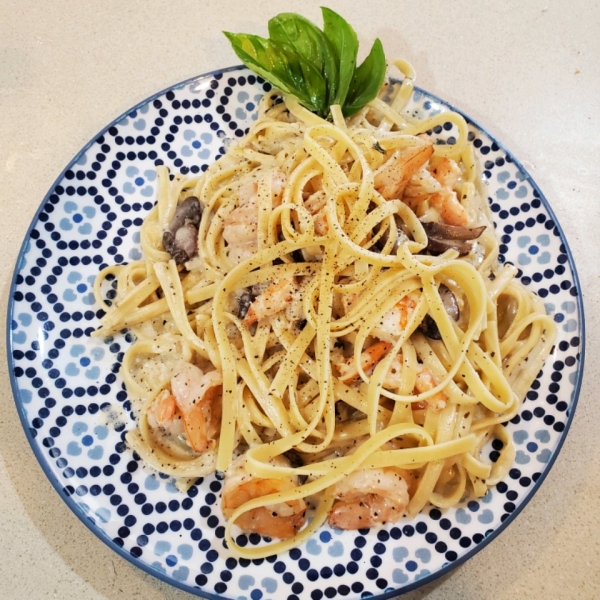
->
{"left": 7, "top": 66, "right": 585, "bottom": 599}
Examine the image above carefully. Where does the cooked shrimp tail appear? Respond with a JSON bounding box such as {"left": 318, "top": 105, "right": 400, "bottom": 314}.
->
{"left": 328, "top": 468, "right": 409, "bottom": 529}
{"left": 221, "top": 455, "right": 307, "bottom": 539}
{"left": 335, "top": 340, "right": 392, "bottom": 383}
{"left": 244, "top": 277, "right": 296, "bottom": 326}
{"left": 374, "top": 143, "right": 434, "bottom": 200}
{"left": 148, "top": 362, "right": 223, "bottom": 454}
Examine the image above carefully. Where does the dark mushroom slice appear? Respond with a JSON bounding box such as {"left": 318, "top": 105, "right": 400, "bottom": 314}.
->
{"left": 421, "top": 221, "right": 486, "bottom": 256}
{"left": 418, "top": 284, "right": 460, "bottom": 340}
{"left": 162, "top": 230, "right": 187, "bottom": 264}
{"left": 377, "top": 214, "right": 411, "bottom": 253}
{"left": 162, "top": 196, "right": 204, "bottom": 264}
{"left": 283, "top": 449, "right": 308, "bottom": 485}
{"left": 237, "top": 287, "right": 257, "bottom": 320}
{"left": 169, "top": 196, "right": 203, "bottom": 232}
{"left": 426, "top": 236, "right": 473, "bottom": 256}
{"left": 422, "top": 221, "right": 486, "bottom": 241}
{"left": 439, "top": 284, "right": 459, "bottom": 321}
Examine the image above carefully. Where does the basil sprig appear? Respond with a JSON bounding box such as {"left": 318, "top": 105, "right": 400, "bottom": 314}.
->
{"left": 224, "top": 8, "right": 386, "bottom": 119}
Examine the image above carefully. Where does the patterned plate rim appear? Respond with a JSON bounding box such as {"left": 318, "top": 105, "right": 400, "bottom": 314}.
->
{"left": 6, "top": 65, "right": 586, "bottom": 599}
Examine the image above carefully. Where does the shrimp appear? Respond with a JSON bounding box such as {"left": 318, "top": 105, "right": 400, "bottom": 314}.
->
{"left": 244, "top": 277, "right": 296, "bottom": 326}
{"left": 380, "top": 149, "right": 467, "bottom": 226}
{"left": 304, "top": 190, "right": 326, "bottom": 214}
{"left": 335, "top": 340, "right": 392, "bottom": 383}
{"left": 335, "top": 342, "right": 407, "bottom": 388}
{"left": 148, "top": 361, "right": 223, "bottom": 453}
{"left": 403, "top": 166, "right": 442, "bottom": 202}
{"left": 223, "top": 199, "right": 259, "bottom": 263}
{"left": 418, "top": 155, "right": 468, "bottom": 226}
{"left": 371, "top": 294, "right": 418, "bottom": 343}
{"left": 429, "top": 156, "right": 462, "bottom": 190}
{"left": 328, "top": 468, "right": 409, "bottom": 529}
{"left": 223, "top": 171, "right": 287, "bottom": 264}
{"left": 429, "top": 189, "right": 469, "bottom": 227}
{"left": 222, "top": 455, "right": 307, "bottom": 539}
{"left": 148, "top": 389, "right": 185, "bottom": 436}
{"left": 413, "top": 365, "right": 447, "bottom": 411}
{"left": 271, "top": 170, "right": 287, "bottom": 207}
{"left": 304, "top": 190, "right": 329, "bottom": 236}
{"left": 223, "top": 187, "right": 259, "bottom": 264}
{"left": 374, "top": 143, "right": 434, "bottom": 200}
{"left": 383, "top": 354, "right": 405, "bottom": 389}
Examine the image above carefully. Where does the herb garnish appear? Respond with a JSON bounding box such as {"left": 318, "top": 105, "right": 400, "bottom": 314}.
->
{"left": 224, "top": 8, "right": 386, "bottom": 119}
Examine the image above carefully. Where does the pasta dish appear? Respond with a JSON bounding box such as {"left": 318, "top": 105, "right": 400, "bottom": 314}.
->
{"left": 92, "top": 59, "right": 556, "bottom": 559}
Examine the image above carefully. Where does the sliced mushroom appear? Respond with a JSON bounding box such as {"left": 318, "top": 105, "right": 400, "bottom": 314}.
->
{"left": 377, "top": 214, "right": 411, "bottom": 253}
{"left": 237, "top": 288, "right": 257, "bottom": 320}
{"left": 418, "top": 284, "right": 460, "bottom": 340}
{"left": 162, "top": 196, "right": 204, "bottom": 265}
{"left": 283, "top": 449, "right": 307, "bottom": 485}
{"left": 169, "top": 196, "right": 202, "bottom": 231}
{"left": 422, "top": 221, "right": 486, "bottom": 256}
{"left": 425, "top": 236, "right": 473, "bottom": 255}
{"left": 440, "top": 284, "right": 460, "bottom": 320}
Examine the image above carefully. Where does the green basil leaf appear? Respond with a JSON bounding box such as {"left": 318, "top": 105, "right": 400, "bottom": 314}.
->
{"left": 224, "top": 10, "right": 386, "bottom": 119}
{"left": 289, "top": 49, "right": 328, "bottom": 116}
{"left": 223, "top": 32, "right": 295, "bottom": 95}
{"left": 268, "top": 13, "right": 338, "bottom": 113}
{"left": 223, "top": 32, "right": 325, "bottom": 114}
{"left": 343, "top": 38, "right": 386, "bottom": 117}
{"left": 268, "top": 13, "right": 324, "bottom": 71}
{"left": 321, "top": 7, "right": 358, "bottom": 108}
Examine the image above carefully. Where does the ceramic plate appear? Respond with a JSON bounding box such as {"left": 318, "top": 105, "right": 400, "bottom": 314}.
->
{"left": 7, "top": 66, "right": 585, "bottom": 599}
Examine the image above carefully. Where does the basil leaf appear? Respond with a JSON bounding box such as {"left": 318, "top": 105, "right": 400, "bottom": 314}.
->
{"left": 268, "top": 13, "right": 338, "bottom": 113}
{"left": 321, "top": 7, "right": 358, "bottom": 108}
{"left": 223, "top": 32, "right": 295, "bottom": 95}
{"left": 268, "top": 14, "right": 324, "bottom": 71}
{"left": 289, "top": 50, "right": 328, "bottom": 116}
{"left": 223, "top": 32, "right": 325, "bottom": 114}
{"left": 224, "top": 10, "right": 387, "bottom": 119}
{"left": 343, "top": 38, "right": 386, "bottom": 117}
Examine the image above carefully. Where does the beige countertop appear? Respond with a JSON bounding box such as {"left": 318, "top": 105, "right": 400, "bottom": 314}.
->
{"left": 1, "top": 1, "right": 598, "bottom": 598}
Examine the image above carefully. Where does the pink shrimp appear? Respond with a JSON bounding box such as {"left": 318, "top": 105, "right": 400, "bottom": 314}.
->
{"left": 221, "top": 455, "right": 307, "bottom": 539}
{"left": 222, "top": 171, "right": 287, "bottom": 264}
{"left": 328, "top": 468, "right": 409, "bottom": 529}
{"left": 374, "top": 143, "right": 434, "bottom": 200}
{"left": 335, "top": 341, "right": 392, "bottom": 383}
{"left": 222, "top": 181, "right": 259, "bottom": 264}
{"left": 335, "top": 342, "right": 406, "bottom": 388}
{"left": 371, "top": 294, "right": 418, "bottom": 343}
{"left": 153, "top": 389, "right": 177, "bottom": 423}
{"left": 413, "top": 366, "right": 447, "bottom": 411}
{"left": 304, "top": 190, "right": 329, "bottom": 236}
{"left": 429, "top": 156, "right": 462, "bottom": 190}
{"left": 244, "top": 277, "right": 296, "bottom": 326}
{"left": 148, "top": 362, "right": 223, "bottom": 453}
{"left": 420, "top": 155, "right": 468, "bottom": 226}
{"left": 429, "top": 189, "right": 469, "bottom": 227}
{"left": 402, "top": 167, "right": 442, "bottom": 208}
{"left": 383, "top": 355, "right": 405, "bottom": 389}
{"left": 271, "top": 170, "right": 287, "bottom": 207}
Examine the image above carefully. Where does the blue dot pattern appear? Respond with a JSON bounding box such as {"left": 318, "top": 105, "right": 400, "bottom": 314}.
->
{"left": 8, "top": 67, "right": 584, "bottom": 600}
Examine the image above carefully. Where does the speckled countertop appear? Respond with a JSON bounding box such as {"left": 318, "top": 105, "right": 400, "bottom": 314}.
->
{"left": 1, "top": 1, "right": 598, "bottom": 598}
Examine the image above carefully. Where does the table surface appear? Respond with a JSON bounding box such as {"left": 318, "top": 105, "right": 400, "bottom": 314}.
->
{"left": 1, "top": 1, "right": 599, "bottom": 598}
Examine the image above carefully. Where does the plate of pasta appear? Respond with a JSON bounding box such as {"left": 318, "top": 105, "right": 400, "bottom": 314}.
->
{"left": 8, "top": 55, "right": 584, "bottom": 600}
